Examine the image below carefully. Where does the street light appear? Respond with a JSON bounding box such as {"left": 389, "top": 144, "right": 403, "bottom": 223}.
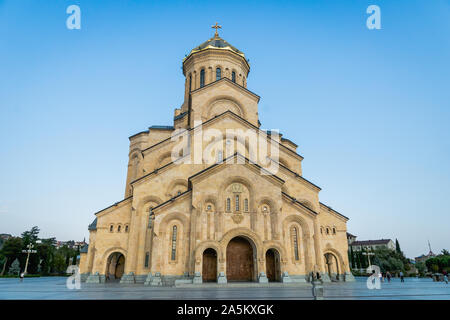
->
{"left": 362, "top": 247, "right": 375, "bottom": 270}
{"left": 21, "top": 243, "right": 37, "bottom": 275}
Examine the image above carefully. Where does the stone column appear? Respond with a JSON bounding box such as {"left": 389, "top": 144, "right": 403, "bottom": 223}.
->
{"left": 312, "top": 219, "right": 325, "bottom": 272}
{"left": 125, "top": 207, "right": 140, "bottom": 274}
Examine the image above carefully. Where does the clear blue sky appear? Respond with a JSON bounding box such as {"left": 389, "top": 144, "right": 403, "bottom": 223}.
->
{"left": 0, "top": 0, "right": 449, "bottom": 258}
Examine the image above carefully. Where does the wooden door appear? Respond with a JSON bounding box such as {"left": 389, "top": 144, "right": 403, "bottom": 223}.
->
{"left": 226, "top": 237, "right": 253, "bottom": 281}
{"left": 266, "top": 249, "right": 276, "bottom": 282}
{"left": 202, "top": 249, "right": 217, "bottom": 282}
{"left": 115, "top": 255, "right": 125, "bottom": 279}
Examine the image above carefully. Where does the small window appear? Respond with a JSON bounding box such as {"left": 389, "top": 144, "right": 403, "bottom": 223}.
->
{"left": 109, "top": 225, "right": 114, "bottom": 233}
{"left": 189, "top": 74, "right": 192, "bottom": 92}
{"left": 171, "top": 226, "right": 177, "bottom": 260}
{"left": 244, "top": 198, "right": 248, "bottom": 212}
{"left": 144, "top": 252, "right": 149, "bottom": 268}
{"left": 332, "top": 228, "right": 336, "bottom": 235}
{"left": 226, "top": 198, "right": 231, "bottom": 212}
{"left": 216, "top": 68, "right": 221, "bottom": 81}
{"left": 207, "top": 204, "right": 212, "bottom": 211}
{"left": 231, "top": 71, "right": 236, "bottom": 83}
{"left": 200, "top": 69, "right": 205, "bottom": 88}
{"left": 125, "top": 225, "right": 129, "bottom": 233}
{"left": 235, "top": 195, "right": 240, "bottom": 211}
{"left": 326, "top": 228, "right": 330, "bottom": 235}
{"left": 117, "top": 225, "right": 121, "bottom": 232}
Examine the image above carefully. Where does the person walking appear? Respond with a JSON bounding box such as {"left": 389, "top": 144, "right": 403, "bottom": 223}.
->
{"left": 399, "top": 271, "right": 404, "bottom": 282}
{"left": 386, "top": 271, "right": 391, "bottom": 283}
{"left": 444, "top": 274, "right": 448, "bottom": 284}
{"left": 19, "top": 272, "right": 24, "bottom": 282}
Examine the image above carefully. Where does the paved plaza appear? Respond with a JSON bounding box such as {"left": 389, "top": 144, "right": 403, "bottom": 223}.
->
{"left": 0, "top": 277, "right": 449, "bottom": 300}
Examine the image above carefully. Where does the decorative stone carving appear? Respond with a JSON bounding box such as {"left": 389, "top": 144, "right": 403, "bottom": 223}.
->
{"left": 230, "top": 183, "right": 243, "bottom": 193}
{"left": 231, "top": 213, "right": 244, "bottom": 224}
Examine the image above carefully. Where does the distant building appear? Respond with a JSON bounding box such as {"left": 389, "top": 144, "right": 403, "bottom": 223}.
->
{"left": 415, "top": 251, "right": 436, "bottom": 264}
{"left": 415, "top": 241, "right": 436, "bottom": 265}
{"left": 346, "top": 232, "right": 357, "bottom": 246}
{"left": 350, "top": 239, "right": 395, "bottom": 251}
{"left": 0, "top": 234, "right": 12, "bottom": 241}
{"left": 56, "top": 239, "right": 86, "bottom": 250}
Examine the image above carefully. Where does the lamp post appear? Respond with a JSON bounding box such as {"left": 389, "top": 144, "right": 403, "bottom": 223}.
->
{"left": 362, "top": 247, "right": 375, "bottom": 272}
{"left": 22, "top": 243, "right": 37, "bottom": 275}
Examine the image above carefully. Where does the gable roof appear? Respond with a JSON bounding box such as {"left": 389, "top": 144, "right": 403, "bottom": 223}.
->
{"left": 282, "top": 192, "right": 318, "bottom": 215}
{"left": 188, "top": 152, "right": 285, "bottom": 186}
{"left": 191, "top": 77, "right": 260, "bottom": 102}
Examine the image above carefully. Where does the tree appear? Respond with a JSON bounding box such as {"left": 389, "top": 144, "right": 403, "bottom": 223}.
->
{"left": 0, "top": 237, "right": 23, "bottom": 272}
{"left": 8, "top": 258, "right": 20, "bottom": 275}
{"left": 442, "top": 249, "right": 449, "bottom": 256}
{"left": 395, "top": 239, "right": 402, "bottom": 255}
{"left": 53, "top": 252, "right": 67, "bottom": 274}
{"left": 21, "top": 226, "right": 40, "bottom": 246}
{"left": 37, "top": 238, "right": 56, "bottom": 275}
{"left": 416, "top": 262, "right": 426, "bottom": 276}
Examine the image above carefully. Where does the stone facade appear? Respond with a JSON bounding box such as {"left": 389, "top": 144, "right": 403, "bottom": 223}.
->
{"left": 79, "top": 31, "right": 354, "bottom": 285}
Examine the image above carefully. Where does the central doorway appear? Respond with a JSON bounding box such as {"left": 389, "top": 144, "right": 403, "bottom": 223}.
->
{"left": 265, "top": 248, "right": 281, "bottom": 282}
{"left": 226, "top": 236, "right": 254, "bottom": 281}
{"left": 202, "top": 248, "right": 217, "bottom": 282}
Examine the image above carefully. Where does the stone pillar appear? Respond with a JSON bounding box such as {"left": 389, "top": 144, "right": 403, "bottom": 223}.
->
{"left": 125, "top": 207, "right": 140, "bottom": 274}
{"left": 136, "top": 211, "right": 149, "bottom": 275}
{"left": 312, "top": 219, "right": 325, "bottom": 272}
{"left": 189, "top": 207, "right": 198, "bottom": 275}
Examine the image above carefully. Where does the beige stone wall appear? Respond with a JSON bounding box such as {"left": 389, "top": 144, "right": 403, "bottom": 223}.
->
{"left": 80, "top": 39, "right": 351, "bottom": 281}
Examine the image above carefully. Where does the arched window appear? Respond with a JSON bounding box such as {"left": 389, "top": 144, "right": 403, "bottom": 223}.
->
{"left": 216, "top": 68, "right": 221, "bottom": 81}
{"left": 109, "top": 225, "right": 114, "bottom": 233}
{"left": 125, "top": 225, "right": 129, "bottom": 233}
{"left": 231, "top": 71, "right": 236, "bottom": 83}
{"left": 235, "top": 195, "right": 240, "bottom": 211}
{"left": 291, "top": 226, "right": 300, "bottom": 261}
{"left": 332, "top": 227, "right": 336, "bottom": 235}
{"left": 326, "top": 228, "right": 330, "bottom": 235}
{"left": 200, "top": 69, "right": 205, "bottom": 88}
{"left": 171, "top": 226, "right": 177, "bottom": 260}
{"left": 226, "top": 198, "right": 231, "bottom": 212}
{"left": 244, "top": 198, "right": 248, "bottom": 212}
{"left": 189, "top": 74, "right": 192, "bottom": 92}
{"left": 117, "top": 225, "right": 121, "bottom": 232}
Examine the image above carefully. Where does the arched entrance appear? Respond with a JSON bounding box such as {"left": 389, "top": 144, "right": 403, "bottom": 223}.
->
{"left": 266, "top": 249, "right": 281, "bottom": 282}
{"left": 106, "top": 252, "right": 125, "bottom": 281}
{"left": 324, "top": 252, "right": 339, "bottom": 281}
{"left": 226, "top": 236, "right": 255, "bottom": 282}
{"left": 202, "top": 248, "right": 217, "bottom": 282}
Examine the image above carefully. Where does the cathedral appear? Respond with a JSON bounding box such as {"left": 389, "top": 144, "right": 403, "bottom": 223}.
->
{"left": 79, "top": 25, "right": 354, "bottom": 285}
